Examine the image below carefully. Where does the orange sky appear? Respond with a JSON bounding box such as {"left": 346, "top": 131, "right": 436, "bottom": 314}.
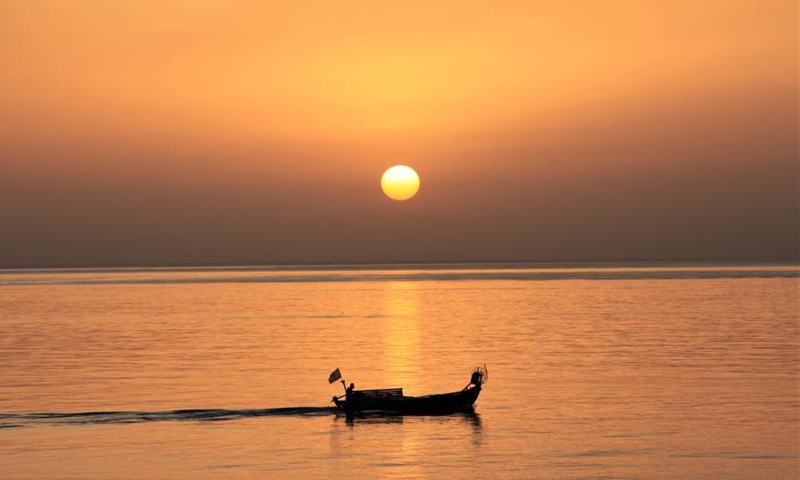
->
{"left": 0, "top": 1, "right": 797, "bottom": 266}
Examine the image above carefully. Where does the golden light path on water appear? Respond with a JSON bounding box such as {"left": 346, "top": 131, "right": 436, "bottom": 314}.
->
{"left": 384, "top": 281, "right": 421, "bottom": 389}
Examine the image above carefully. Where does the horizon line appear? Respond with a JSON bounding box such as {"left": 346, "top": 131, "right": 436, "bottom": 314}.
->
{"left": 1, "top": 259, "right": 798, "bottom": 273}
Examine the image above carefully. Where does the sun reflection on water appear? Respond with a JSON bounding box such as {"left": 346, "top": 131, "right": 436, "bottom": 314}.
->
{"left": 383, "top": 281, "right": 421, "bottom": 390}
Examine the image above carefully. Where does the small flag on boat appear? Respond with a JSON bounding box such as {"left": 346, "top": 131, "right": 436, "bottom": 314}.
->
{"left": 328, "top": 368, "right": 342, "bottom": 384}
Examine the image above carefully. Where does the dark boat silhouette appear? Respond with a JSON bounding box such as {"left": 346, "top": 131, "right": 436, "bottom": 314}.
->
{"left": 331, "top": 366, "right": 487, "bottom": 415}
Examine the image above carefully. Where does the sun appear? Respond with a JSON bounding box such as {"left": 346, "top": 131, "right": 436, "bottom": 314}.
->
{"left": 381, "top": 165, "right": 420, "bottom": 201}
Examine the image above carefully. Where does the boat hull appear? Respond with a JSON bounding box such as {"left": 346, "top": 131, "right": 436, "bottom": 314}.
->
{"left": 333, "top": 385, "right": 481, "bottom": 415}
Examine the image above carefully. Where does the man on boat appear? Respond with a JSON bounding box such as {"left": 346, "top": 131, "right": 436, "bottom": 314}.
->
{"left": 345, "top": 382, "right": 355, "bottom": 401}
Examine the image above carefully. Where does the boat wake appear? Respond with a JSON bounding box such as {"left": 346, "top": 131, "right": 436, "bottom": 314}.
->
{"left": 0, "top": 407, "right": 337, "bottom": 429}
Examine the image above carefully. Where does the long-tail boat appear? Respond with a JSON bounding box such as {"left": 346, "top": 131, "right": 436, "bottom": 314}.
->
{"left": 331, "top": 366, "right": 487, "bottom": 415}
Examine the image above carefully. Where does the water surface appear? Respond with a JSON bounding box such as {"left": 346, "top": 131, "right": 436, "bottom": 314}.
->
{"left": 1, "top": 264, "right": 798, "bottom": 479}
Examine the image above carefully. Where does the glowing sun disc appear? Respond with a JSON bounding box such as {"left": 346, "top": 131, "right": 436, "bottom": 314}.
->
{"left": 381, "top": 165, "right": 420, "bottom": 201}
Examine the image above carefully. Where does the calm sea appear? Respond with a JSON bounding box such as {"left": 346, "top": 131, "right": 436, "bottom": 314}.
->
{"left": 0, "top": 264, "right": 798, "bottom": 479}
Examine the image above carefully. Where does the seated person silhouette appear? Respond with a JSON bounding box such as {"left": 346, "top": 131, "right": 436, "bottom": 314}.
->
{"left": 343, "top": 381, "right": 355, "bottom": 401}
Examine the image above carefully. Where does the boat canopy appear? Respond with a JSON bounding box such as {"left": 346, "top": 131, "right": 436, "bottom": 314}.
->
{"left": 354, "top": 388, "right": 403, "bottom": 398}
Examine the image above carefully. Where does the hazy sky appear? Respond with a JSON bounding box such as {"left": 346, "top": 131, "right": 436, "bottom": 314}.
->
{"left": 0, "top": 0, "right": 797, "bottom": 267}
